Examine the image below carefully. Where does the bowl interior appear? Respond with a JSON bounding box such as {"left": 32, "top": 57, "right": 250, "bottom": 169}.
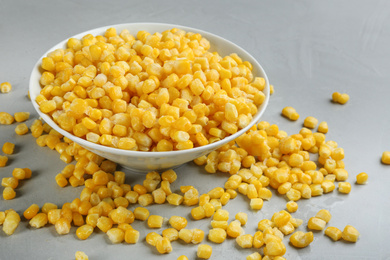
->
{"left": 29, "top": 23, "right": 270, "bottom": 172}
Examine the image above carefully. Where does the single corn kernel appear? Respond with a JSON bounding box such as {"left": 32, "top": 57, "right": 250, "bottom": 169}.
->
{"left": 15, "top": 123, "right": 29, "bottom": 135}
{"left": 236, "top": 234, "right": 253, "bottom": 248}
{"left": 169, "top": 216, "right": 187, "bottom": 231}
{"left": 162, "top": 228, "right": 179, "bottom": 242}
{"left": 246, "top": 252, "right": 262, "bottom": 260}
{"left": 235, "top": 212, "right": 248, "bottom": 226}
{"left": 146, "top": 231, "right": 162, "bottom": 246}
{"left": 0, "top": 112, "right": 14, "bottom": 125}
{"left": 134, "top": 207, "right": 150, "bottom": 221}
{"left": 179, "top": 229, "right": 194, "bottom": 243}
{"left": 23, "top": 204, "right": 40, "bottom": 220}
{"left": 318, "top": 121, "right": 328, "bottom": 134}
{"left": 75, "top": 251, "right": 89, "bottom": 260}
{"left": 289, "top": 231, "right": 314, "bottom": 248}
{"left": 3, "top": 187, "right": 16, "bottom": 200}
{"left": 356, "top": 172, "right": 368, "bottom": 184}
{"left": 381, "top": 151, "right": 390, "bottom": 165}
{"left": 342, "top": 225, "right": 360, "bottom": 242}
{"left": 227, "top": 220, "right": 244, "bottom": 238}
{"left": 0, "top": 82, "right": 12, "bottom": 93}
{"left": 325, "top": 226, "right": 342, "bottom": 241}
{"left": 315, "top": 209, "right": 332, "bottom": 223}
{"left": 286, "top": 201, "right": 298, "bottom": 213}
{"left": 148, "top": 215, "right": 164, "bottom": 228}
{"left": 14, "top": 112, "right": 30, "bottom": 122}
{"left": 55, "top": 218, "right": 71, "bottom": 235}
{"left": 125, "top": 229, "right": 140, "bottom": 244}
{"left": 156, "top": 237, "right": 173, "bottom": 254}
{"left": 307, "top": 217, "right": 326, "bottom": 231}
{"left": 3, "top": 210, "right": 21, "bottom": 235}
{"left": 338, "top": 182, "right": 351, "bottom": 194}
{"left": 2, "top": 142, "right": 15, "bottom": 155}
{"left": 250, "top": 198, "right": 264, "bottom": 210}
{"left": 177, "top": 256, "right": 189, "bottom": 260}
{"left": 76, "top": 224, "right": 94, "bottom": 240}
{"left": 29, "top": 213, "right": 48, "bottom": 228}
{"left": 282, "top": 106, "right": 299, "bottom": 121}
{"left": 0, "top": 155, "right": 8, "bottom": 167}
{"left": 208, "top": 228, "right": 227, "bottom": 244}
{"left": 303, "top": 116, "right": 318, "bottom": 129}
{"left": 197, "top": 244, "right": 212, "bottom": 259}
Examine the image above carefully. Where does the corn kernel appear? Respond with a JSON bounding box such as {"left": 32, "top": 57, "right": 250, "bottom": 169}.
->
{"left": 381, "top": 151, "right": 390, "bottom": 164}
{"left": 125, "top": 229, "right": 140, "bottom": 244}
{"left": 3, "top": 210, "right": 20, "bottom": 235}
{"left": 325, "top": 226, "right": 342, "bottom": 241}
{"left": 197, "top": 244, "right": 212, "bottom": 259}
{"left": 236, "top": 234, "right": 253, "bottom": 248}
{"left": 338, "top": 182, "right": 351, "bottom": 194}
{"left": 208, "top": 228, "right": 227, "bottom": 243}
{"left": 148, "top": 215, "right": 164, "bottom": 228}
{"left": 3, "top": 187, "right": 16, "bottom": 200}
{"left": 303, "top": 116, "right": 318, "bottom": 129}
{"left": 2, "top": 142, "right": 15, "bottom": 155}
{"left": 356, "top": 172, "right": 368, "bottom": 184}
{"left": 23, "top": 204, "right": 40, "bottom": 220}
{"left": 75, "top": 251, "right": 89, "bottom": 260}
{"left": 289, "top": 231, "right": 314, "bottom": 248}
{"left": 342, "top": 225, "right": 360, "bottom": 242}
{"left": 307, "top": 217, "right": 326, "bottom": 231}
{"left": 282, "top": 106, "right": 299, "bottom": 121}
{"left": 286, "top": 201, "right": 298, "bottom": 213}
{"left": 0, "top": 82, "right": 12, "bottom": 93}
{"left": 29, "top": 213, "right": 48, "bottom": 228}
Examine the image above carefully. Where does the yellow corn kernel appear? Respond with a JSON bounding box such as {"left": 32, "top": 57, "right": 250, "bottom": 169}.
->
{"left": 0, "top": 82, "right": 12, "bottom": 93}
{"left": 76, "top": 224, "right": 94, "bottom": 240}
{"left": 75, "top": 251, "right": 89, "bottom": 260}
{"left": 227, "top": 220, "right": 244, "bottom": 238}
{"left": 29, "top": 213, "right": 48, "bottom": 228}
{"left": 2, "top": 142, "right": 15, "bottom": 155}
{"left": 133, "top": 207, "right": 150, "bottom": 221}
{"left": 169, "top": 216, "right": 187, "bottom": 231}
{"left": 197, "top": 244, "right": 212, "bottom": 259}
{"left": 208, "top": 228, "right": 227, "bottom": 243}
{"left": 315, "top": 209, "right": 332, "bottom": 223}
{"left": 55, "top": 218, "right": 71, "bottom": 235}
{"left": 235, "top": 212, "right": 248, "bottom": 226}
{"left": 236, "top": 234, "right": 253, "bottom": 248}
{"left": 177, "top": 256, "right": 189, "bottom": 260}
{"left": 23, "top": 204, "right": 40, "bottom": 220}
{"left": 0, "top": 177, "right": 18, "bottom": 189}
{"left": 338, "top": 182, "right": 351, "bottom": 194}
{"left": 213, "top": 209, "right": 229, "bottom": 221}
{"left": 156, "top": 237, "right": 173, "bottom": 254}
{"left": 356, "top": 172, "right": 368, "bottom": 184}
{"left": 246, "top": 252, "right": 262, "bottom": 260}
{"left": 282, "top": 106, "right": 299, "bottom": 121}
{"left": 264, "top": 238, "right": 286, "bottom": 256}
{"left": 0, "top": 113, "right": 15, "bottom": 127}
{"left": 317, "top": 121, "right": 328, "bottom": 133}
{"left": 252, "top": 231, "right": 264, "bottom": 248}
{"left": 303, "top": 116, "right": 318, "bottom": 129}
{"left": 381, "top": 151, "right": 390, "bottom": 164}
{"left": 41, "top": 203, "right": 58, "bottom": 214}
{"left": 3, "top": 187, "right": 16, "bottom": 200}
{"left": 178, "top": 228, "right": 194, "bottom": 243}
{"left": 307, "top": 217, "right": 326, "bottom": 231}
{"left": 162, "top": 228, "right": 179, "bottom": 242}
{"left": 166, "top": 193, "right": 183, "bottom": 206}
{"left": 0, "top": 155, "right": 8, "bottom": 167}
{"left": 148, "top": 215, "right": 164, "bottom": 228}
{"left": 146, "top": 232, "right": 162, "bottom": 246}
{"left": 3, "top": 210, "right": 21, "bottom": 235}
{"left": 97, "top": 216, "right": 113, "bottom": 233}
{"left": 55, "top": 173, "right": 68, "bottom": 188}
{"left": 286, "top": 201, "right": 298, "bottom": 213}
{"left": 124, "top": 228, "right": 139, "bottom": 244}
{"left": 290, "top": 231, "right": 314, "bottom": 248}
{"left": 271, "top": 210, "right": 291, "bottom": 228}
{"left": 12, "top": 168, "right": 26, "bottom": 180}
{"left": 191, "top": 206, "right": 206, "bottom": 220}
{"left": 14, "top": 123, "right": 29, "bottom": 135}
{"left": 191, "top": 228, "right": 205, "bottom": 244}
{"left": 250, "top": 198, "right": 264, "bottom": 210}
{"left": 342, "top": 225, "right": 360, "bottom": 242}
{"left": 325, "top": 226, "right": 342, "bottom": 241}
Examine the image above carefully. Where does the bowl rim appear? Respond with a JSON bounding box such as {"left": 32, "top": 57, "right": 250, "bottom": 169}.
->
{"left": 29, "top": 22, "right": 270, "bottom": 159}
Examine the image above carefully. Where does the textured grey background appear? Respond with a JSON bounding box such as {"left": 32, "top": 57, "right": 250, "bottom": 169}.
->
{"left": 1, "top": 0, "right": 390, "bottom": 259}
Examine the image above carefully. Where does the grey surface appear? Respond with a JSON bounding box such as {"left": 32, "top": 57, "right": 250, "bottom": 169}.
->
{"left": 0, "top": 0, "right": 390, "bottom": 259}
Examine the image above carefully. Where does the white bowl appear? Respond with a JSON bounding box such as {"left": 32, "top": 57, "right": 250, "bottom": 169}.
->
{"left": 29, "top": 23, "right": 270, "bottom": 173}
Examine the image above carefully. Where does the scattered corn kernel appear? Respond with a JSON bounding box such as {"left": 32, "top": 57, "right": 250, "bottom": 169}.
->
{"left": 356, "top": 172, "right": 368, "bottom": 184}
{"left": 75, "top": 251, "right": 89, "bottom": 260}
{"left": 307, "top": 217, "right": 326, "bottom": 231}
{"left": 2, "top": 142, "right": 15, "bottom": 155}
{"left": 325, "top": 226, "right": 342, "bottom": 241}
{"left": 282, "top": 106, "right": 299, "bottom": 121}
{"left": 289, "top": 231, "right": 314, "bottom": 248}
{"left": 342, "top": 225, "right": 360, "bottom": 242}
{"left": 0, "top": 112, "right": 14, "bottom": 125}
{"left": 0, "top": 82, "right": 12, "bottom": 93}
{"left": 332, "top": 92, "right": 349, "bottom": 104}
{"left": 303, "top": 116, "right": 318, "bottom": 129}
{"left": 381, "top": 151, "right": 390, "bottom": 165}
{"left": 197, "top": 244, "right": 212, "bottom": 259}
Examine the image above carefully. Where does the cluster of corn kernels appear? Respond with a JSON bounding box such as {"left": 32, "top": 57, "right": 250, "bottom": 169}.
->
{"left": 36, "top": 27, "right": 267, "bottom": 152}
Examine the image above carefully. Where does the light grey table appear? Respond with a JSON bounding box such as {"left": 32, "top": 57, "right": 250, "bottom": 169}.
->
{"left": 1, "top": 0, "right": 389, "bottom": 259}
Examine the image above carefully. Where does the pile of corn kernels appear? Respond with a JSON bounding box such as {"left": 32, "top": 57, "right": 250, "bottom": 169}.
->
{"left": 1, "top": 28, "right": 390, "bottom": 260}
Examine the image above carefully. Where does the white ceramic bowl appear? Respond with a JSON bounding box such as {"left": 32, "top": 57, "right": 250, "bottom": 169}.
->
{"left": 29, "top": 23, "right": 270, "bottom": 173}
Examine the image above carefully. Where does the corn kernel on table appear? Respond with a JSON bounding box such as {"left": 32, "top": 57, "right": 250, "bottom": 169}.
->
{"left": 1, "top": 0, "right": 390, "bottom": 259}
